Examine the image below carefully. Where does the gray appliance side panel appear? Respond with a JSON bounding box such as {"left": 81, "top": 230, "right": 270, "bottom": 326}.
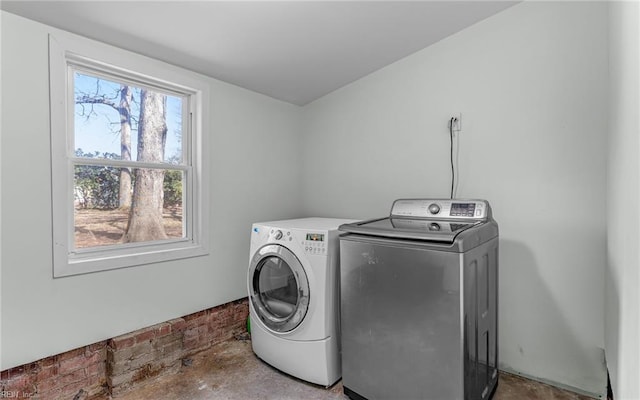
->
{"left": 463, "top": 237, "right": 499, "bottom": 400}
{"left": 339, "top": 238, "right": 463, "bottom": 400}
{"left": 456, "top": 221, "right": 499, "bottom": 253}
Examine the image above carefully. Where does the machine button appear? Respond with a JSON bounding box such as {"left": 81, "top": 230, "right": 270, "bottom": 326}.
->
{"left": 274, "top": 230, "right": 283, "bottom": 240}
{"left": 429, "top": 223, "right": 441, "bottom": 231}
{"left": 428, "top": 203, "right": 440, "bottom": 215}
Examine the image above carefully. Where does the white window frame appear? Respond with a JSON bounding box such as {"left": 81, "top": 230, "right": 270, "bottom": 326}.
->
{"left": 49, "top": 33, "right": 210, "bottom": 277}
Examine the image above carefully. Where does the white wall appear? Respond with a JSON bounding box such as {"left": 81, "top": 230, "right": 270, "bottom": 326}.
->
{"left": 301, "top": 2, "right": 608, "bottom": 397}
{"left": 2, "top": 4, "right": 632, "bottom": 398}
{"left": 0, "top": 11, "right": 302, "bottom": 370}
{"left": 606, "top": 2, "right": 640, "bottom": 399}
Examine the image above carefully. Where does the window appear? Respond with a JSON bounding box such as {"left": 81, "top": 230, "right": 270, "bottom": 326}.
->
{"left": 49, "top": 34, "right": 209, "bottom": 277}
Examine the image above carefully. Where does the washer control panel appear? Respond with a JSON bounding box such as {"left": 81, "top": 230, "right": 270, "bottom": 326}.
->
{"left": 269, "top": 229, "right": 292, "bottom": 241}
{"left": 303, "top": 232, "right": 327, "bottom": 255}
{"left": 391, "top": 199, "right": 489, "bottom": 220}
{"left": 264, "top": 228, "right": 329, "bottom": 255}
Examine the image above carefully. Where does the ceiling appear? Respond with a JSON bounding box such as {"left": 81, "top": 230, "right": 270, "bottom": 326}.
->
{"left": 1, "top": 1, "right": 517, "bottom": 106}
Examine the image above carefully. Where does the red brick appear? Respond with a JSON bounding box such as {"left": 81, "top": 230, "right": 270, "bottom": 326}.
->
{"left": 86, "top": 381, "right": 108, "bottom": 398}
{"left": 183, "top": 328, "right": 206, "bottom": 349}
{"left": 3, "top": 373, "right": 35, "bottom": 395}
{"left": 183, "top": 336, "right": 209, "bottom": 353}
{"left": 87, "top": 341, "right": 106, "bottom": 351}
{"left": 39, "top": 356, "right": 57, "bottom": 369}
{"left": 45, "top": 368, "right": 87, "bottom": 392}
{"left": 38, "top": 387, "right": 63, "bottom": 399}
{"left": 59, "top": 354, "right": 89, "bottom": 374}
{"left": 60, "top": 383, "right": 90, "bottom": 400}
{"left": 183, "top": 309, "right": 208, "bottom": 322}
{"left": 109, "top": 335, "right": 135, "bottom": 351}
{"left": 85, "top": 342, "right": 107, "bottom": 357}
{"left": 156, "top": 323, "right": 171, "bottom": 337}
{"left": 85, "top": 347, "right": 107, "bottom": 369}
{"left": 184, "top": 319, "right": 207, "bottom": 330}
{"left": 36, "top": 377, "right": 61, "bottom": 393}
{"left": 35, "top": 364, "right": 58, "bottom": 381}
{"left": 134, "top": 328, "right": 156, "bottom": 344}
{"left": 85, "top": 361, "right": 106, "bottom": 378}
{"left": 86, "top": 374, "right": 108, "bottom": 397}
{"left": 60, "top": 374, "right": 89, "bottom": 391}
{"left": 7, "top": 365, "right": 27, "bottom": 375}
{"left": 57, "top": 347, "right": 85, "bottom": 362}
{"left": 168, "top": 318, "right": 186, "bottom": 333}
{"left": 1, "top": 366, "right": 27, "bottom": 382}
{"left": 86, "top": 350, "right": 104, "bottom": 366}
{"left": 183, "top": 325, "right": 204, "bottom": 339}
{"left": 153, "top": 333, "right": 184, "bottom": 349}
{"left": 208, "top": 324, "right": 224, "bottom": 338}
{"left": 2, "top": 298, "right": 251, "bottom": 398}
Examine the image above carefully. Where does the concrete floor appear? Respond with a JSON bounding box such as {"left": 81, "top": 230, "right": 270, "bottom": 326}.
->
{"left": 113, "top": 338, "right": 595, "bottom": 400}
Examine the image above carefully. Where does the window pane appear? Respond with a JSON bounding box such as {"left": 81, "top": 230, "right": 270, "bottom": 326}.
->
{"left": 73, "top": 71, "right": 183, "bottom": 164}
{"left": 74, "top": 166, "right": 184, "bottom": 249}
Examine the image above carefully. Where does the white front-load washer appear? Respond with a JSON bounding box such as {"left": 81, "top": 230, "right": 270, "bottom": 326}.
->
{"left": 247, "top": 217, "right": 355, "bottom": 387}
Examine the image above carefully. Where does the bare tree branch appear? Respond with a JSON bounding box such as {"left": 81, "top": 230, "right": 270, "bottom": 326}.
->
{"left": 75, "top": 95, "right": 118, "bottom": 110}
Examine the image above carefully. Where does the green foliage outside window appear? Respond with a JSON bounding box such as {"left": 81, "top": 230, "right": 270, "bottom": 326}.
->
{"left": 74, "top": 149, "right": 121, "bottom": 209}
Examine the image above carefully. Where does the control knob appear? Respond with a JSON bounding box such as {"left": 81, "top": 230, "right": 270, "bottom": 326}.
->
{"left": 429, "top": 223, "right": 441, "bottom": 231}
{"left": 273, "top": 230, "right": 283, "bottom": 240}
{"left": 428, "top": 203, "right": 440, "bottom": 215}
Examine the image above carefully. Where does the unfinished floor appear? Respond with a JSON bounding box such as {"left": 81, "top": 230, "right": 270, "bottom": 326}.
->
{"left": 110, "top": 338, "right": 595, "bottom": 400}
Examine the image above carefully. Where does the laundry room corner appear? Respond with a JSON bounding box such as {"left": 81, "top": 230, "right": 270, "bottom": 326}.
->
{"left": 300, "top": 1, "right": 608, "bottom": 397}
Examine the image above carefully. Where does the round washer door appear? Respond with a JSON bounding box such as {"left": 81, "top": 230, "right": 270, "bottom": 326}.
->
{"left": 249, "top": 244, "right": 310, "bottom": 333}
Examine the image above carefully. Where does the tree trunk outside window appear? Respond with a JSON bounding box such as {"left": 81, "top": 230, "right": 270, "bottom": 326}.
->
{"left": 119, "top": 85, "right": 133, "bottom": 209}
{"left": 123, "top": 90, "right": 168, "bottom": 243}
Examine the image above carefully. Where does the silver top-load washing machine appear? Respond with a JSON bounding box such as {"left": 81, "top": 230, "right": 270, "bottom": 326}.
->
{"left": 338, "top": 199, "right": 499, "bottom": 400}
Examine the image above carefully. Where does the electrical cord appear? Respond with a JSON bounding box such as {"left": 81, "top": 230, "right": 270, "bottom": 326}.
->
{"left": 450, "top": 117, "right": 455, "bottom": 199}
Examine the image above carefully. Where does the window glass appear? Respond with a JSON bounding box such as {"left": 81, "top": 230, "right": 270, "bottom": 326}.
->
{"left": 71, "top": 71, "right": 186, "bottom": 249}
{"left": 74, "top": 72, "right": 183, "bottom": 164}
{"left": 73, "top": 166, "right": 184, "bottom": 249}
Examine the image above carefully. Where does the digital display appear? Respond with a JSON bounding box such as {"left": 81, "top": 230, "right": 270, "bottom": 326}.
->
{"left": 450, "top": 203, "right": 476, "bottom": 217}
{"left": 306, "top": 233, "right": 324, "bottom": 242}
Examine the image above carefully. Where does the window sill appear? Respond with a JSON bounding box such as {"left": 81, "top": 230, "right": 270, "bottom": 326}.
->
{"left": 54, "top": 241, "right": 209, "bottom": 278}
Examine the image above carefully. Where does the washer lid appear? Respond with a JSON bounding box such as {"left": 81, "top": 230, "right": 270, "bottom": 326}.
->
{"left": 339, "top": 217, "right": 481, "bottom": 243}
{"left": 340, "top": 199, "right": 494, "bottom": 243}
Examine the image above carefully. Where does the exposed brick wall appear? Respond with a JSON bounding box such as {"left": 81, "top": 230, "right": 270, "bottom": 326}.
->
{"left": 0, "top": 342, "right": 108, "bottom": 399}
{"left": 0, "top": 298, "right": 249, "bottom": 399}
{"left": 106, "top": 319, "right": 185, "bottom": 396}
{"left": 182, "top": 299, "right": 249, "bottom": 355}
